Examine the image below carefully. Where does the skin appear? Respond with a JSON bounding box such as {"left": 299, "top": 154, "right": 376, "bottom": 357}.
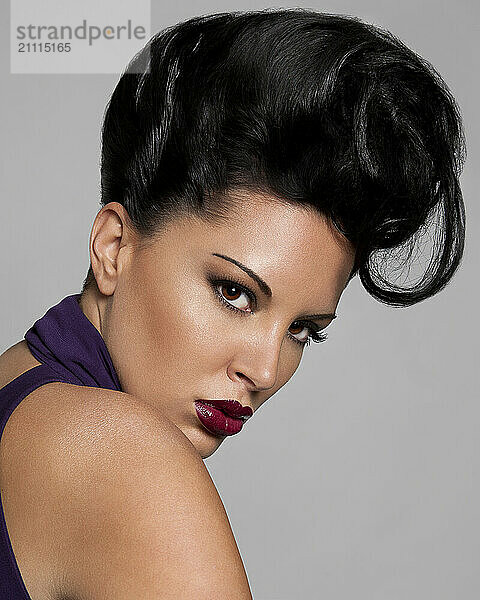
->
{"left": 79, "top": 191, "right": 356, "bottom": 459}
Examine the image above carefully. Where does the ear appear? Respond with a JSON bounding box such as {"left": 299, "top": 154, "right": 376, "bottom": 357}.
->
{"left": 89, "top": 202, "right": 137, "bottom": 296}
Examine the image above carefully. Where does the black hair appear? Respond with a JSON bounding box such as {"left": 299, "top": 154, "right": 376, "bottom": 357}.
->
{"left": 81, "top": 7, "right": 466, "bottom": 307}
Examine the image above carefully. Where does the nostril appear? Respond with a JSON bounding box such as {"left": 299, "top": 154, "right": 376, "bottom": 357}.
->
{"left": 235, "top": 372, "right": 257, "bottom": 390}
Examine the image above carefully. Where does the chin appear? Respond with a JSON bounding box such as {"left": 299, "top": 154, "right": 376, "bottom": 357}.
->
{"left": 200, "top": 445, "right": 221, "bottom": 459}
{"left": 197, "top": 433, "right": 226, "bottom": 460}
{"left": 179, "top": 424, "right": 226, "bottom": 459}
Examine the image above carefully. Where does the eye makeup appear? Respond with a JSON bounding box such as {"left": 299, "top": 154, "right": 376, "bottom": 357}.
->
{"left": 211, "top": 252, "right": 337, "bottom": 321}
{"left": 205, "top": 271, "right": 328, "bottom": 347}
{"left": 206, "top": 272, "right": 257, "bottom": 314}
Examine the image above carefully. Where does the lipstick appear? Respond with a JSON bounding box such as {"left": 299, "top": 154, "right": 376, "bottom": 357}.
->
{"left": 194, "top": 400, "right": 253, "bottom": 437}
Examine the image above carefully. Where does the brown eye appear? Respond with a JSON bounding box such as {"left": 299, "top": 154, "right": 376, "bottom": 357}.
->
{"left": 288, "top": 321, "right": 310, "bottom": 343}
{"left": 217, "top": 283, "right": 252, "bottom": 311}
{"left": 222, "top": 284, "right": 242, "bottom": 301}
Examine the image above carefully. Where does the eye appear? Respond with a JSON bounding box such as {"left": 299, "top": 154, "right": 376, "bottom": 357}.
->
{"left": 209, "top": 276, "right": 328, "bottom": 347}
{"left": 288, "top": 321, "right": 328, "bottom": 347}
{"left": 211, "top": 279, "right": 255, "bottom": 313}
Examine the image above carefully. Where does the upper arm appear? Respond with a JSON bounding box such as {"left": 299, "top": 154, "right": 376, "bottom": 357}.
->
{"left": 43, "top": 389, "right": 253, "bottom": 600}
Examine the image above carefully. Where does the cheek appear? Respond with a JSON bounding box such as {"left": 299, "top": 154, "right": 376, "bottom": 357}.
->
{"left": 279, "top": 349, "right": 302, "bottom": 387}
{"left": 142, "top": 278, "right": 228, "bottom": 359}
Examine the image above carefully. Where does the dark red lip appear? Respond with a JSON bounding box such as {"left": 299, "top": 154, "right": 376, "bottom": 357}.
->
{"left": 197, "top": 399, "right": 253, "bottom": 420}
{"left": 194, "top": 400, "right": 253, "bottom": 437}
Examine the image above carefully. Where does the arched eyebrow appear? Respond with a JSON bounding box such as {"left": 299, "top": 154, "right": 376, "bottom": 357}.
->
{"left": 211, "top": 252, "right": 337, "bottom": 321}
{"left": 212, "top": 252, "right": 272, "bottom": 297}
{"left": 299, "top": 312, "right": 337, "bottom": 322}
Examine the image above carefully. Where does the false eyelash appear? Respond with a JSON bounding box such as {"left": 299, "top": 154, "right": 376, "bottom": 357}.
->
{"left": 288, "top": 324, "right": 328, "bottom": 347}
{"left": 308, "top": 330, "right": 328, "bottom": 345}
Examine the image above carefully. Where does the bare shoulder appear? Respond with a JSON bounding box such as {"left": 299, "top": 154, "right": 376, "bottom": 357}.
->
{"left": 2, "top": 384, "right": 252, "bottom": 600}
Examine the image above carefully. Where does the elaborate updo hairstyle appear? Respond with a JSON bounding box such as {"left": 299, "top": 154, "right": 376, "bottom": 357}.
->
{"left": 82, "top": 8, "right": 466, "bottom": 307}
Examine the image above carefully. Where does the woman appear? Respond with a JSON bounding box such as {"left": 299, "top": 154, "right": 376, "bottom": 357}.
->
{"left": 0, "top": 8, "right": 465, "bottom": 599}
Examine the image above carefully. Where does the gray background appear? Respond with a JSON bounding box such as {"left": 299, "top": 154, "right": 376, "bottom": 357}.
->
{"left": 1, "top": 1, "right": 478, "bottom": 599}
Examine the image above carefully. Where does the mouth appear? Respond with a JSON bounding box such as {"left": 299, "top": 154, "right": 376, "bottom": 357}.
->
{"left": 199, "top": 399, "right": 253, "bottom": 420}
{"left": 194, "top": 399, "right": 253, "bottom": 437}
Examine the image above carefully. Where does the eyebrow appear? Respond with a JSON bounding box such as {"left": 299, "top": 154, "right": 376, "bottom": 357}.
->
{"left": 211, "top": 252, "right": 337, "bottom": 321}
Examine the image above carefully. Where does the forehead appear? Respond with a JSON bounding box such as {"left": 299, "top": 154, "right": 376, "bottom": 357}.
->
{"left": 145, "top": 192, "right": 355, "bottom": 295}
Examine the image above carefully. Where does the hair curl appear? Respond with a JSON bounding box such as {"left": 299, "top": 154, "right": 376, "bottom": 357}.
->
{"left": 82, "top": 8, "right": 466, "bottom": 307}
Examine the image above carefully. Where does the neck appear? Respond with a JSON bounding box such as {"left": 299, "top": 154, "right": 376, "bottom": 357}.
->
{"left": 78, "top": 285, "right": 108, "bottom": 338}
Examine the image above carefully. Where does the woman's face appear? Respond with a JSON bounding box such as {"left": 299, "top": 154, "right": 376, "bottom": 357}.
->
{"left": 86, "top": 193, "right": 355, "bottom": 458}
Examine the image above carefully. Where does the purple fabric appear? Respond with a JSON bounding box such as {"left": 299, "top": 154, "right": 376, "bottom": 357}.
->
{"left": 25, "top": 294, "right": 122, "bottom": 391}
{"left": 0, "top": 293, "right": 122, "bottom": 598}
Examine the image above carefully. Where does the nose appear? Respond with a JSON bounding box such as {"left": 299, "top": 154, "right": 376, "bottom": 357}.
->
{"left": 227, "top": 329, "right": 284, "bottom": 392}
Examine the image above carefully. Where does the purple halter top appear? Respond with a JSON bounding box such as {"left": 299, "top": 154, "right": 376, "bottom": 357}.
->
{"left": 0, "top": 294, "right": 122, "bottom": 599}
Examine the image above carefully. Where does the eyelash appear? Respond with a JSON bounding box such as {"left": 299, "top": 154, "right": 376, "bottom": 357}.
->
{"left": 208, "top": 275, "right": 328, "bottom": 347}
